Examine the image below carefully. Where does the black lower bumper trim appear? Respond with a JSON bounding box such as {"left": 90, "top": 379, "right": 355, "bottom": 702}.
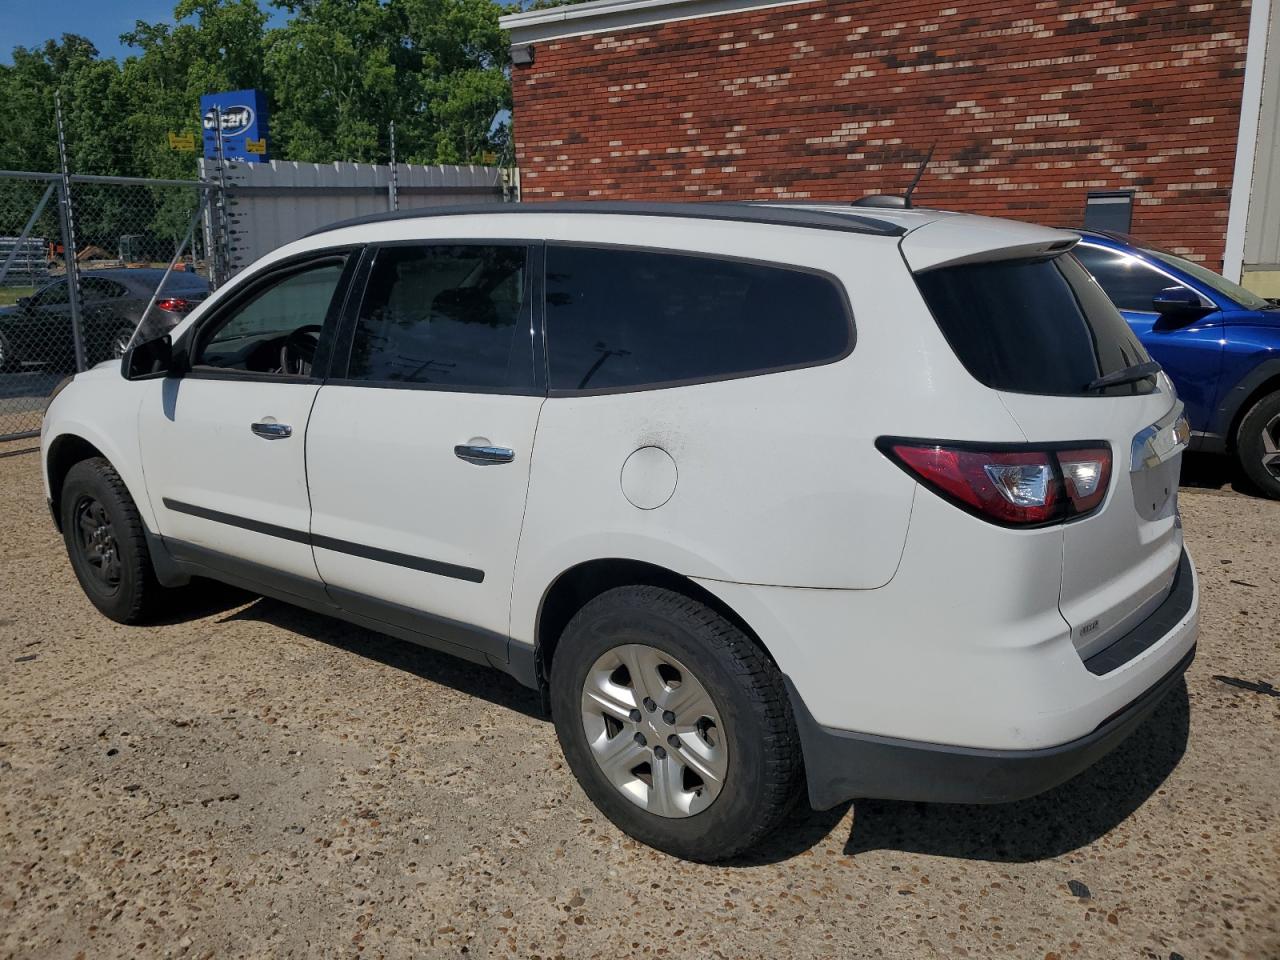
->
{"left": 788, "top": 645, "right": 1195, "bottom": 810}
{"left": 1083, "top": 549, "right": 1194, "bottom": 676}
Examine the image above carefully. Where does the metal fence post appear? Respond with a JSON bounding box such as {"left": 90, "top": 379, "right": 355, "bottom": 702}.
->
{"left": 212, "top": 108, "right": 231, "bottom": 288}
{"left": 54, "top": 91, "right": 87, "bottom": 373}
{"left": 388, "top": 121, "right": 399, "bottom": 212}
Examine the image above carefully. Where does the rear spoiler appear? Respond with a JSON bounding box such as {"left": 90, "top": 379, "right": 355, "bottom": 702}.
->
{"left": 902, "top": 215, "right": 1079, "bottom": 272}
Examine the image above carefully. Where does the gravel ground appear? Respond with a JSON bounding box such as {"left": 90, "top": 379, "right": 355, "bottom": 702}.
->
{"left": 1, "top": 439, "right": 1277, "bottom": 960}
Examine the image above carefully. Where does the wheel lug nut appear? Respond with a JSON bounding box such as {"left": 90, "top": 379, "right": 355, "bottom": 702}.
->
{"left": 667, "top": 734, "right": 679, "bottom": 748}
{"left": 633, "top": 732, "right": 647, "bottom": 746}
{"left": 643, "top": 697, "right": 657, "bottom": 712}
{"left": 654, "top": 746, "right": 667, "bottom": 760}
{"left": 662, "top": 710, "right": 676, "bottom": 724}
{"left": 629, "top": 709, "right": 641, "bottom": 722}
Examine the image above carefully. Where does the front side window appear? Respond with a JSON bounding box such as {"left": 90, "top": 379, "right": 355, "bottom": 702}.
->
{"left": 1143, "top": 247, "right": 1272, "bottom": 311}
{"left": 1073, "top": 245, "right": 1192, "bottom": 313}
{"left": 544, "top": 246, "right": 852, "bottom": 392}
{"left": 194, "top": 259, "right": 346, "bottom": 375}
{"left": 345, "top": 244, "right": 531, "bottom": 391}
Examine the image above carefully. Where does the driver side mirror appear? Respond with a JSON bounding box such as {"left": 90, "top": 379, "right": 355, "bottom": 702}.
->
{"left": 122, "top": 334, "right": 182, "bottom": 380}
{"left": 1152, "top": 286, "right": 1209, "bottom": 317}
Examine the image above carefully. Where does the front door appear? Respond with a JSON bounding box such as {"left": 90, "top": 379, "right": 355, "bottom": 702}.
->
{"left": 138, "top": 253, "right": 354, "bottom": 600}
{"left": 305, "top": 242, "right": 542, "bottom": 656}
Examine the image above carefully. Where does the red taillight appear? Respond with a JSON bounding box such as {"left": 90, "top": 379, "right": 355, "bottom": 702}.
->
{"left": 155, "top": 297, "right": 194, "bottom": 313}
{"left": 880, "top": 439, "right": 1112, "bottom": 527}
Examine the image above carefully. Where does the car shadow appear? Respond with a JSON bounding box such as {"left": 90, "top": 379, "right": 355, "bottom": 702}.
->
{"left": 214, "top": 594, "right": 544, "bottom": 720}
{"left": 1180, "top": 451, "right": 1257, "bottom": 496}
{"left": 159, "top": 587, "right": 1191, "bottom": 864}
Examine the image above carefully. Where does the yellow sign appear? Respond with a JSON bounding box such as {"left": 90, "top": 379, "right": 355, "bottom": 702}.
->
{"left": 246, "top": 137, "right": 267, "bottom": 155}
{"left": 167, "top": 131, "right": 196, "bottom": 152}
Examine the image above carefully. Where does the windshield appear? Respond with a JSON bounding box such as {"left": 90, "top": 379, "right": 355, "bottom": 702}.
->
{"left": 1143, "top": 248, "right": 1273, "bottom": 310}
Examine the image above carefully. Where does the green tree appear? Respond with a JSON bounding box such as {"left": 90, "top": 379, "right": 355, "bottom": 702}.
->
{"left": 263, "top": 0, "right": 399, "bottom": 161}
{"left": 118, "top": 0, "right": 270, "bottom": 180}
{"left": 397, "top": 0, "right": 512, "bottom": 162}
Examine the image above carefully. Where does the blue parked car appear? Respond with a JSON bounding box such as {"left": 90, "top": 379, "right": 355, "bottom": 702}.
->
{"left": 1073, "top": 230, "right": 1280, "bottom": 499}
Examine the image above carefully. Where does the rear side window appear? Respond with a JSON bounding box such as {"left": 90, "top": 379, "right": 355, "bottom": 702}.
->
{"left": 346, "top": 244, "right": 532, "bottom": 391}
{"left": 544, "top": 245, "right": 852, "bottom": 392}
{"left": 914, "top": 254, "right": 1153, "bottom": 396}
{"left": 1073, "top": 244, "right": 1186, "bottom": 313}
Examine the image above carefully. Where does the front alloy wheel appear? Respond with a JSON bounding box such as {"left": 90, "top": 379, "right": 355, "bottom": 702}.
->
{"left": 1259, "top": 412, "right": 1280, "bottom": 481}
{"left": 581, "top": 643, "right": 727, "bottom": 818}
{"left": 73, "top": 495, "right": 123, "bottom": 591}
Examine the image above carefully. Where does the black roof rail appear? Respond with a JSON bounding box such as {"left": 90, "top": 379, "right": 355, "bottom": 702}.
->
{"left": 304, "top": 201, "right": 907, "bottom": 239}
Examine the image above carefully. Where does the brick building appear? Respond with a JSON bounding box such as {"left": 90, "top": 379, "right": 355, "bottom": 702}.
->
{"left": 500, "top": 0, "right": 1280, "bottom": 288}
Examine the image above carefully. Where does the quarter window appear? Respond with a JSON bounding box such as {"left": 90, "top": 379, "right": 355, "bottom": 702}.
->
{"left": 544, "top": 246, "right": 851, "bottom": 392}
{"left": 1073, "top": 245, "right": 1192, "bottom": 314}
{"left": 345, "top": 244, "right": 532, "bottom": 391}
{"left": 81, "top": 277, "right": 127, "bottom": 299}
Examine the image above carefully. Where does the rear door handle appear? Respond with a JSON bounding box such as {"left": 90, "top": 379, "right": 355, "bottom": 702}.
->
{"left": 251, "top": 421, "right": 292, "bottom": 440}
{"left": 454, "top": 444, "right": 515, "bottom": 464}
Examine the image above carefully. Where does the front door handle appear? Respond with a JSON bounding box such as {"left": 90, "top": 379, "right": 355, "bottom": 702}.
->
{"left": 251, "top": 421, "right": 292, "bottom": 440}
{"left": 454, "top": 443, "right": 515, "bottom": 464}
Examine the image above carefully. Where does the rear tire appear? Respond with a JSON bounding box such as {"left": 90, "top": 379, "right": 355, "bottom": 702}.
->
{"left": 1235, "top": 390, "right": 1280, "bottom": 500}
{"left": 60, "top": 457, "right": 164, "bottom": 623}
{"left": 0, "top": 329, "right": 13, "bottom": 371}
{"left": 549, "top": 585, "right": 803, "bottom": 862}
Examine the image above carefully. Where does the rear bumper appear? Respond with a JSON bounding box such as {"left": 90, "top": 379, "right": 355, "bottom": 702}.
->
{"left": 790, "top": 644, "right": 1194, "bottom": 810}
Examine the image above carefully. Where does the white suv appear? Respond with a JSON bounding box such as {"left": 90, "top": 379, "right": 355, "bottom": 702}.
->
{"left": 41, "top": 202, "right": 1199, "bottom": 861}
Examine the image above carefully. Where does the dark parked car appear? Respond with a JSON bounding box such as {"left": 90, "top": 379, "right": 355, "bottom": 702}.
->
{"left": 0, "top": 268, "right": 209, "bottom": 372}
{"left": 1073, "top": 230, "right": 1280, "bottom": 499}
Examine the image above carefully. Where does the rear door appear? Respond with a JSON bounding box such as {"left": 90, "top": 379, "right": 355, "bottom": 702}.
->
{"left": 305, "top": 241, "right": 543, "bottom": 652}
{"left": 913, "top": 246, "right": 1187, "bottom": 662}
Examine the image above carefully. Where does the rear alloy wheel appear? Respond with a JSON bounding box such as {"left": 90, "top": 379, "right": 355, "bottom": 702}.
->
{"left": 580, "top": 644, "right": 728, "bottom": 818}
{"left": 550, "top": 585, "right": 803, "bottom": 862}
{"left": 110, "top": 325, "right": 135, "bottom": 361}
{"left": 1235, "top": 390, "right": 1280, "bottom": 500}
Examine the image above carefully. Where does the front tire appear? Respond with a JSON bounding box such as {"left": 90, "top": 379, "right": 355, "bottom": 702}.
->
{"left": 60, "top": 457, "right": 164, "bottom": 623}
{"left": 1235, "top": 390, "right": 1280, "bottom": 500}
{"left": 550, "top": 585, "right": 803, "bottom": 862}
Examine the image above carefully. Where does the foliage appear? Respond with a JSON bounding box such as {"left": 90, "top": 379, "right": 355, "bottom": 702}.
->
{"left": 0, "top": 0, "right": 520, "bottom": 178}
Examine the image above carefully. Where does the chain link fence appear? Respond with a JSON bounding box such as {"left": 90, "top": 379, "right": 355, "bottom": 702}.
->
{"left": 0, "top": 171, "right": 215, "bottom": 440}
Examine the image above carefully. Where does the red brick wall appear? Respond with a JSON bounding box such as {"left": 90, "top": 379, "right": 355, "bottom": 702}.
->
{"left": 511, "top": 0, "right": 1253, "bottom": 267}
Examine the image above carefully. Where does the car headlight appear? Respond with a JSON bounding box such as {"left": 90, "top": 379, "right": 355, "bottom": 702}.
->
{"left": 44, "top": 374, "right": 75, "bottom": 414}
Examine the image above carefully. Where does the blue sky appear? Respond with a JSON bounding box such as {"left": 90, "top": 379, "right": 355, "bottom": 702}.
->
{"left": 0, "top": 1, "right": 288, "bottom": 64}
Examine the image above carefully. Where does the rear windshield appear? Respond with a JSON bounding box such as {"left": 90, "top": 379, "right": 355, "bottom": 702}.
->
{"left": 914, "top": 253, "right": 1153, "bottom": 396}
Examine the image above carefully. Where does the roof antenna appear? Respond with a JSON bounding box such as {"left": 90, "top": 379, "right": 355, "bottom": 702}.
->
{"left": 851, "top": 142, "right": 937, "bottom": 209}
{"left": 903, "top": 142, "right": 936, "bottom": 209}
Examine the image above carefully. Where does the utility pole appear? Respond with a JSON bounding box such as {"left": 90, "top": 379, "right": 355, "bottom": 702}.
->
{"left": 54, "top": 90, "right": 87, "bottom": 373}
{"left": 388, "top": 120, "right": 399, "bottom": 212}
